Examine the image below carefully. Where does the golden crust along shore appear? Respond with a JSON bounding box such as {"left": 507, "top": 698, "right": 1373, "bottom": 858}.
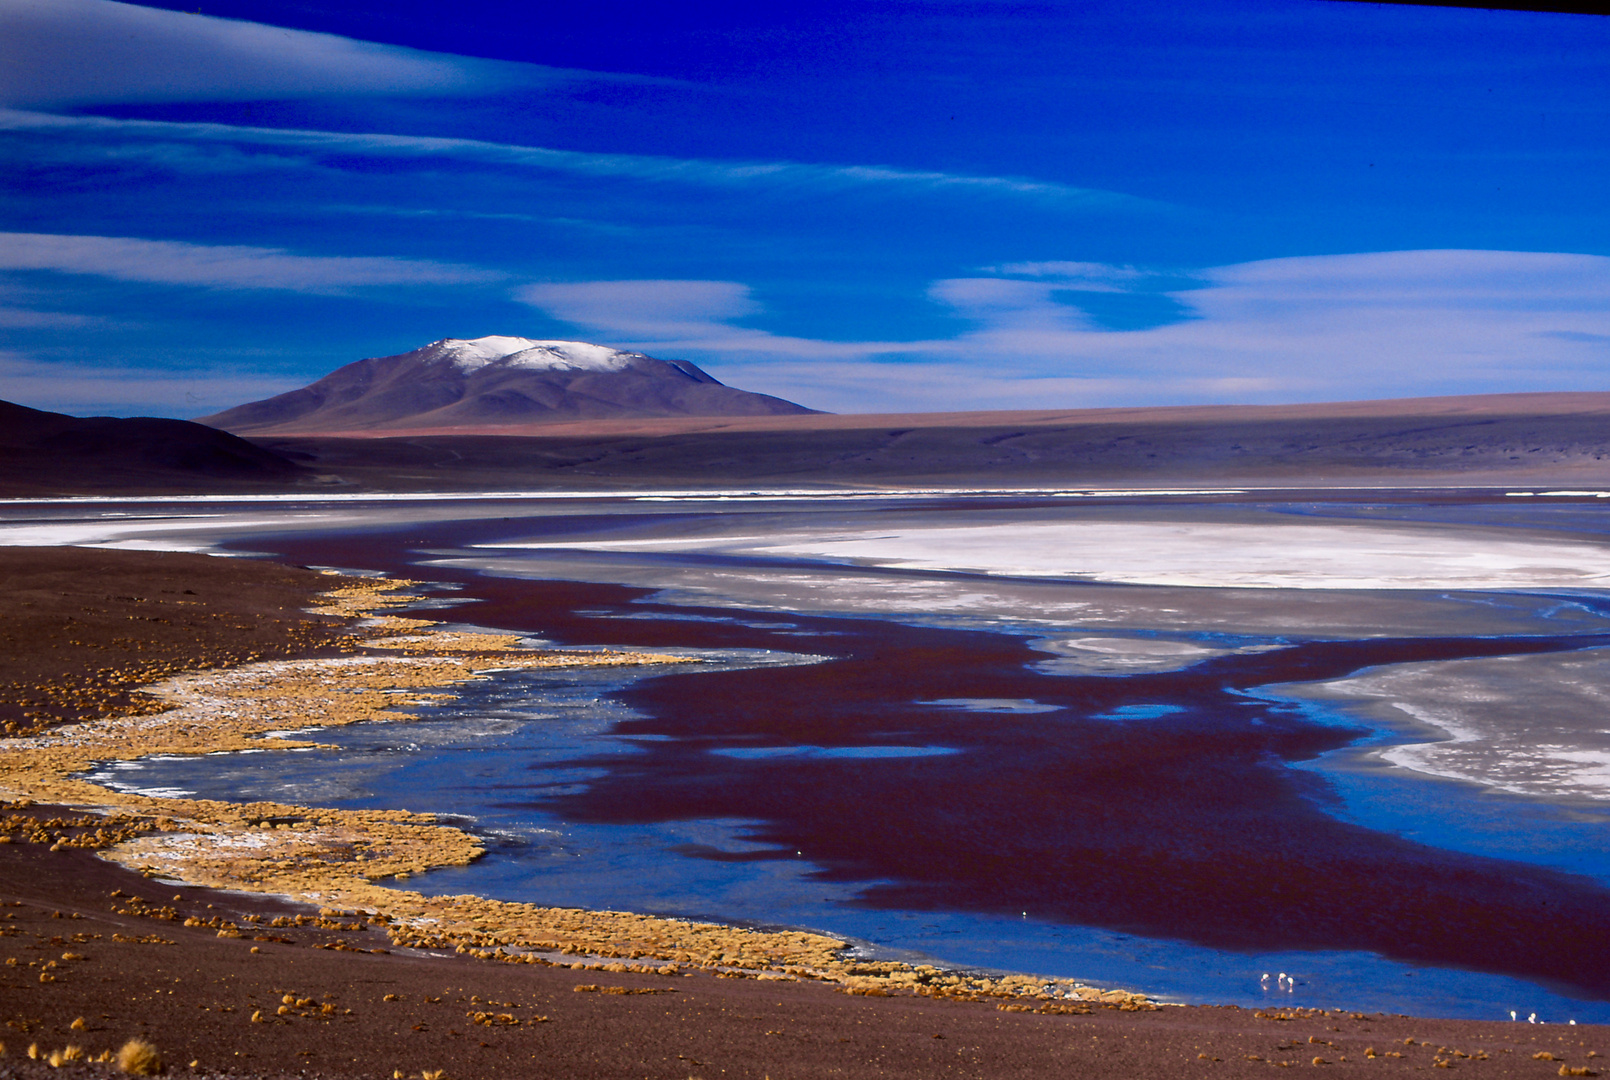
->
{"left": 0, "top": 574, "right": 1153, "bottom": 1011}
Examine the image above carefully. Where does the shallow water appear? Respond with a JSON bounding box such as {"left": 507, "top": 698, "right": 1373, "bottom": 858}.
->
{"left": 14, "top": 489, "right": 1610, "bottom": 1021}
{"left": 91, "top": 626, "right": 1610, "bottom": 1022}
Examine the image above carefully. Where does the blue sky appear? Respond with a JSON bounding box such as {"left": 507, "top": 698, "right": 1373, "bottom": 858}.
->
{"left": 2, "top": 0, "right": 1608, "bottom": 416}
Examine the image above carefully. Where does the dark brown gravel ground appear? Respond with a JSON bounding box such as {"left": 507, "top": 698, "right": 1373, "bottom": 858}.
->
{"left": 0, "top": 548, "right": 350, "bottom": 737}
{"left": 2, "top": 837, "right": 1604, "bottom": 1080}
{"left": 2, "top": 547, "right": 1605, "bottom": 1079}
{"left": 3, "top": 830, "right": 1604, "bottom": 1080}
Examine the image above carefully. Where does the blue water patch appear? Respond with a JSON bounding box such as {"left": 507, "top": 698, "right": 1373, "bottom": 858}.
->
{"left": 1092, "top": 703, "right": 1185, "bottom": 721}
{"left": 1307, "top": 764, "right": 1610, "bottom": 888}
{"left": 1253, "top": 690, "right": 1610, "bottom": 890}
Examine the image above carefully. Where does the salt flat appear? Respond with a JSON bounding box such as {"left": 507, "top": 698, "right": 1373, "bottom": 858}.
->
{"left": 497, "top": 516, "right": 1610, "bottom": 591}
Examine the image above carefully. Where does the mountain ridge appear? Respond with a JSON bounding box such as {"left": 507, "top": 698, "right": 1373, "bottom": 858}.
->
{"left": 197, "top": 337, "right": 820, "bottom": 435}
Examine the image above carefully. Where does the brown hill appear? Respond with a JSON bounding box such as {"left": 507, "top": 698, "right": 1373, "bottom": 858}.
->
{"left": 197, "top": 337, "right": 819, "bottom": 436}
{"left": 0, "top": 398, "right": 307, "bottom": 497}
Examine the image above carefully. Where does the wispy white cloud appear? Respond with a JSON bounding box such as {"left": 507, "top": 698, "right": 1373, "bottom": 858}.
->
{"left": 520, "top": 250, "right": 1610, "bottom": 412}
{"left": 0, "top": 306, "right": 99, "bottom": 328}
{"left": 0, "top": 232, "right": 505, "bottom": 292}
{"left": 519, "top": 280, "right": 759, "bottom": 341}
{"left": 925, "top": 250, "right": 1610, "bottom": 393}
{"left": 0, "top": 0, "right": 543, "bottom": 108}
{"left": 927, "top": 278, "right": 1098, "bottom": 333}
{"left": 0, "top": 108, "right": 1156, "bottom": 210}
{"left": 984, "top": 260, "right": 1159, "bottom": 292}
{"left": 1200, "top": 249, "right": 1610, "bottom": 307}
{"left": 690, "top": 359, "right": 1290, "bottom": 415}
{"left": 517, "top": 279, "right": 929, "bottom": 362}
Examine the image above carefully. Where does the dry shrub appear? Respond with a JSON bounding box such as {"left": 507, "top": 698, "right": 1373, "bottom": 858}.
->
{"left": 117, "top": 1038, "right": 164, "bottom": 1075}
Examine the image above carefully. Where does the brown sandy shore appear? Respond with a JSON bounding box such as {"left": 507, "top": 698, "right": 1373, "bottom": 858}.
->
{"left": 1, "top": 547, "right": 1605, "bottom": 1080}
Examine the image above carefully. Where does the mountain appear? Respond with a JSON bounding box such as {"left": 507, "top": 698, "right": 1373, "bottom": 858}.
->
{"left": 197, "top": 337, "right": 820, "bottom": 436}
{"left": 0, "top": 399, "right": 307, "bottom": 496}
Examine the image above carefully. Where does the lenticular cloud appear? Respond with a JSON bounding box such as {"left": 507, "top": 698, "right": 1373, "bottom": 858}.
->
{"left": 0, "top": 0, "right": 495, "bottom": 108}
{"left": 0, "top": 232, "right": 503, "bottom": 292}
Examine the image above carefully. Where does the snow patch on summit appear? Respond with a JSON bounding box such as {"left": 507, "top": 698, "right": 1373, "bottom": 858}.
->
{"left": 434, "top": 336, "right": 642, "bottom": 374}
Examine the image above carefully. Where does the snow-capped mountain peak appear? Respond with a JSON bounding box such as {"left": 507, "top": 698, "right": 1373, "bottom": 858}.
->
{"left": 435, "top": 336, "right": 641, "bottom": 374}
{"left": 196, "top": 335, "right": 818, "bottom": 435}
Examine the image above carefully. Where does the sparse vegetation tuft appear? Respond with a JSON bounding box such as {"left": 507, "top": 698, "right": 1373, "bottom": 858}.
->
{"left": 117, "top": 1037, "right": 163, "bottom": 1075}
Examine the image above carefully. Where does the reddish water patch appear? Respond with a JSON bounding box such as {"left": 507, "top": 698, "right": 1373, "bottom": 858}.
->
{"left": 254, "top": 520, "right": 1610, "bottom": 1003}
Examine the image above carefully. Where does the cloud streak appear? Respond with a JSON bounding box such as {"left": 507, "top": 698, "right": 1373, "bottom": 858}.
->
{"left": 518, "top": 279, "right": 930, "bottom": 362}
{"left": 520, "top": 250, "right": 1610, "bottom": 412}
{"left": 518, "top": 281, "right": 759, "bottom": 341}
{"left": 0, "top": 232, "right": 504, "bottom": 292}
{"left": 983, "top": 261, "right": 1162, "bottom": 292}
{"left": 930, "top": 250, "right": 1610, "bottom": 391}
{"left": 0, "top": 0, "right": 545, "bottom": 108}
{"left": 0, "top": 108, "right": 1155, "bottom": 210}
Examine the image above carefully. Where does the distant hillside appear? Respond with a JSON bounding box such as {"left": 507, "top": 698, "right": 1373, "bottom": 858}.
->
{"left": 248, "top": 391, "right": 1610, "bottom": 492}
{"left": 11, "top": 389, "right": 1610, "bottom": 497}
{"left": 0, "top": 399, "right": 307, "bottom": 497}
{"left": 198, "top": 337, "right": 819, "bottom": 436}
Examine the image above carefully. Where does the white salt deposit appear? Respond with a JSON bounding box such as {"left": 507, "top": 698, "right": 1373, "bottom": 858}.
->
{"left": 497, "top": 518, "right": 1610, "bottom": 591}
{"left": 1275, "top": 648, "right": 1610, "bottom": 803}
{"left": 0, "top": 513, "right": 300, "bottom": 551}
{"left": 1028, "top": 635, "right": 1282, "bottom": 675}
